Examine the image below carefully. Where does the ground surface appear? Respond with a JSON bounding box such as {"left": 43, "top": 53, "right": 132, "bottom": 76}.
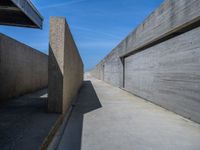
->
{"left": 56, "top": 75, "right": 200, "bottom": 150}
{"left": 0, "top": 89, "right": 59, "bottom": 150}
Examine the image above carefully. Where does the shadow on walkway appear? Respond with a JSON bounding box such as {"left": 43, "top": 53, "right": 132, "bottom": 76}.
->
{"left": 0, "top": 89, "right": 59, "bottom": 150}
{"left": 57, "top": 80, "right": 102, "bottom": 150}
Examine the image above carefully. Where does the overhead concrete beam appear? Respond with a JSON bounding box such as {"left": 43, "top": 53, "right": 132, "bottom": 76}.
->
{"left": 0, "top": 0, "right": 43, "bottom": 28}
{"left": 48, "top": 17, "right": 84, "bottom": 113}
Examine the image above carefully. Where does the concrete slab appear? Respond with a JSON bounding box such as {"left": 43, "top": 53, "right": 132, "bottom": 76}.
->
{"left": 0, "top": 89, "right": 59, "bottom": 150}
{"left": 56, "top": 74, "right": 200, "bottom": 150}
{"left": 0, "top": 0, "right": 43, "bottom": 28}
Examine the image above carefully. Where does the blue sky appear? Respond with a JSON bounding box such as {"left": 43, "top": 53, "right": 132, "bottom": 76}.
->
{"left": 0, "top": 0, "right": 163, "bottom": 71}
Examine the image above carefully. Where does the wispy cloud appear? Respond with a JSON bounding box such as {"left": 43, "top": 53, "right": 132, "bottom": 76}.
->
{"left": 40, "top": 0, "right": 88, "bottom": 9}
{"left": 78, "top": 40, "right": 118, "bottom": 49}
{"left": 71, "top": 26, "right": 121, "bottom": 39}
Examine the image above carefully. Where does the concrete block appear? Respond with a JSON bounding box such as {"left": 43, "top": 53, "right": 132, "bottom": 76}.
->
{"left": 48, "top": 17, "right": 83, "bottom": 113}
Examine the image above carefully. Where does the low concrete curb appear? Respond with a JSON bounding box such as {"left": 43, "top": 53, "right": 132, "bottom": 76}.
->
{"left": 46, "top": 107, "right": 73, "bottom": 150}
{"left": 40, "top": 113, "right": 65, "bottom": 150}
{"left": 40, "top": 87, "right": 82, "bottom": 150}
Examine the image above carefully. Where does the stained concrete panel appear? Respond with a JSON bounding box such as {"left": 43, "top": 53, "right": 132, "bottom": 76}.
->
{"left": 91, "top": 46, "right": 124, "bottom": 88}
{"left": 48, "top": 17, "right": 83, "bottom": 113}
{"left": 0, "top": 33, "right": 48, "bottom": 100}
{"left": 124, "top": 26, "right": 200, "bottom": 123}
{"left": 104, "top": 55, "right": 121, "bottom": 87}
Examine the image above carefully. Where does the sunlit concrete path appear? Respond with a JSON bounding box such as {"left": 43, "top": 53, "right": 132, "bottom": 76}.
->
{"left": 56, "top": 74, "right": 200, "bottom": 150}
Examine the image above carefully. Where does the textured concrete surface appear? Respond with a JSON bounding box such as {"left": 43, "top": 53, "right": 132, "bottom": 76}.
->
{"left": 48, "top": 17, "right": 83, "bottom": 113}
{"left": 120, "top": 0, "right": 200, "bottom": 57}
{"left": 55, "top": 74, "right": 200, "bottom": 150}
{"left": 124, "top": 26, "right": 200, "bottom": 123}
{"left": 91, "top": 0, "right": 200, "bottom": 123}
{"left": 0, "top": 33, "right": 48, "bottom": 101}
{"left": 0, "top": 89, "right": 59, "bottom": 150}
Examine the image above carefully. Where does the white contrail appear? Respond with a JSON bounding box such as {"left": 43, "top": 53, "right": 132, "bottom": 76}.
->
{"left": 71, "top": 26, "right": 121, "bottom": 39}
{"left": 40, "top": 0, "right": 88, "bottom": 9}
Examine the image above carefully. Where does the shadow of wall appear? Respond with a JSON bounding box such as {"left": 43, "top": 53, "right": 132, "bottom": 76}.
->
{"left": 56, "top": 81, "right": 102, "bottom": 150}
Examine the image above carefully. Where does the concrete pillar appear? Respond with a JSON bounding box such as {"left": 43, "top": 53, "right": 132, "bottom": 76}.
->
{"left": 48, "top": 17, "right": 83, "bottom": 113}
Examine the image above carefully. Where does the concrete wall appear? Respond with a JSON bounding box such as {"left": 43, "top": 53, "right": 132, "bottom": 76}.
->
{"left": 0, "top": 33, "right": 48, "bottom": 100}
{"left": 48, "top": 17, "right": 83, "bottom": 113}
{"left": 91, "top": 0, "right": 200, "bottom": 123}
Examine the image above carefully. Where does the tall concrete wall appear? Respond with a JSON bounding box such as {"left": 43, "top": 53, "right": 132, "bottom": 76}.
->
{"left": 48, "top": 17, "right": 83, "bottom": 113}
{"left": 0, "top": 33, "right": 48, "bottom": 100}
{"left": 91, "top": 0, "right": 200, "bottom": 123}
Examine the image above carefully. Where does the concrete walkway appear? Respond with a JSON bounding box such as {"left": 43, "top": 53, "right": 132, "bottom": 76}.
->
{"left": 57, "top": 75, "right": 200, "bottom": 150}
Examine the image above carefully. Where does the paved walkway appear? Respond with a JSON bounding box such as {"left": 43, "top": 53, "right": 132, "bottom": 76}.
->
{"left": 57, "top": 75, "right": 200, "bottom": 150}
